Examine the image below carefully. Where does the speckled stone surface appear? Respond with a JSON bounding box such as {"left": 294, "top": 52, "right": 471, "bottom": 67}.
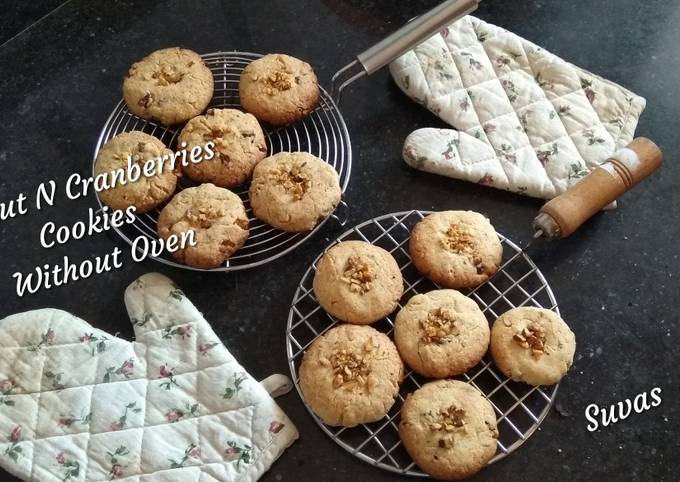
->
{"left": 0, "top": 1, "right": 678, "bottom": 481}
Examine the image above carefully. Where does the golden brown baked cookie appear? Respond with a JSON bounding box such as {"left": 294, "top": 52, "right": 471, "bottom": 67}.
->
{"left": 249, "top": 151, "right": 341, "bottom": 232}
{"left": 94, "top": 131, "right": 178, "bottom": 214}
{"left": 178, "top": 108, "right": 267, "bottom": 188}
{"left": 299, "top": 324, "right": 404, "bottom": 427}
{"left": 239, "top": 53, "right": 319, "bottom": 125}
{"left": 410, "top": 211, "right": 502, "bottom": 289}
{"left": 313, "top": 241, "right": 404, "bottom": 324}
{"left": 123, "top": 47, "right": 214, "bottom": 125}
{"left": 399, "top": 380, "right": 498, "bottom": 480}
{"left": 394, "top": 290, "right": 489, "bottom": 378}
{"left": 157, "top": 183, "right": 249, "bottom": 269}
{"left": 490, "top": 307, "right": 576, "bottom": 386}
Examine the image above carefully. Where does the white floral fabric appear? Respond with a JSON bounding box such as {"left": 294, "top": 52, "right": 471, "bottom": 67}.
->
{"left": 0, "top": 273, "right": 298, "bottom": 482}
{"left": 389, "top": 15, "right": 646, "bottom": 199}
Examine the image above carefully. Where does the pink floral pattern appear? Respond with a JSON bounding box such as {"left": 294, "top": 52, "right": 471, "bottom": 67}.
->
{"left": 536, "top": 143, "right": 559, "bottom": 166}
{"left": 501, "top": 79, "right": 519, "bottom": 103}
{"left": 79, "top": 332, "right": 108, "bottom": 356}
{"left": 403, "top": 145, "right": 428, "bottom": 169}
{"left": 103, "top": 358, "right": 135, "bottom": 383}
{"left": 582, "top": 129, "right": 606, "bottom": 145}
{"left": 581, "top": 77, "right": 596, "bottom": 104}
{"left": 165, "top": 403, "right": 199, "bottom": 423}
{"left": 224, "top": 442, "right": 252, "bottom": 468}
{"left": 158, "top": 365, "right": 179, "bottom": 390}
{"left": 441, "top": 139, "right": 458, "bottom": 160}
{"left": 460, "top": 51, "right": 482, "bottom": 70}
{"left": 498, "top": 144, "right": 517, "bottom": 164}
{"left": 55, "top": 451, "right": 80, "bottom": 481}
{"left": 110, "top": 402, "right": 141, "bottom": 431}
{"left": 58, "top": 412, "right": 91, "bottom": 428}
{"left": 107, "top": 445, "right": 129, "bottom": 480}
{"left": 28, "top": 329, "right": 55, "bottom": 352}
{"left": 44, "top": 370, "right": 65, "bottom": 390}
{"left": 222, "top": 373, "right": 247, "bottom": 400}
{"left": 0, "top": 378, "right": 15, "bottom": 406}
{"left": 162, "top": 324, "right": 192, "bottom": 340}
{"left": 169, "top": 443, "right": 200, "bottom": 468}
{"left": 3, "top": 425, "right": 22, "bottom": 462}
{"left": 198, "top": 342, "right": 219, "bottom": 356}
{"left": 568, "top": 163, "right": 589, "bottom": 181}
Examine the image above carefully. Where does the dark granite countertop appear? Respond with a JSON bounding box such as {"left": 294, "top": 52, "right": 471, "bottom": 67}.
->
{"left": 1, "top": 1, "right": 678, "bottom": 481}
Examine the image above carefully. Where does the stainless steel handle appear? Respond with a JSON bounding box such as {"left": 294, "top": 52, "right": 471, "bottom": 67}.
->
{"left": 330, "top": 0, "right": 479, "bottom": 104}
{"left": 357, "top": 0, "right": 479, "bottom": 75}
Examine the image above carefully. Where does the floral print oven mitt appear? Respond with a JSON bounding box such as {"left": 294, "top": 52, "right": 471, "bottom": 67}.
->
{"left": 389, "top": 15, "right": 646, "bottom": 199}
{"left": 0, "top": 273, "right": 298, "bottom": 482}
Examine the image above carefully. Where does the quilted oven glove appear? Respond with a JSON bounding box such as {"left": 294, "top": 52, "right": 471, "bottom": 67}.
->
{"left": 390, "top": 15, "right": 646, "bottom": 199}
{"left": 0, "top": 273, "right": 298, "bottom": 482}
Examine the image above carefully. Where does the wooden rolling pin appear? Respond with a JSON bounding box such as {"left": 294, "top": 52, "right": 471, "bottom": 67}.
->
{"left": 532, "top": 137, "right": 663, "bottom": 239}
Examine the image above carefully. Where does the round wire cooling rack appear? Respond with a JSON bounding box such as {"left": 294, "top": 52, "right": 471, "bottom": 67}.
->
{"left": 93, "top": 51, "right": 352, "bottom": 272}
{"left": 286, "top": 210, "right": 560, "bottom": 477}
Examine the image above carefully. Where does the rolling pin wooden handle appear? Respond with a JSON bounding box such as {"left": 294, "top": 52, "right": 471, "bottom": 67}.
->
{"left": 533, "top": 137, "right": 663, "bottom": 238}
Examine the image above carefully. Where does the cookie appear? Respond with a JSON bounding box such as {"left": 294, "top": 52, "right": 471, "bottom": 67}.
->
{"left": 394, "top": 290, "right": 489, "bottom": 378}
{"left": 94, "top": 131, "right": 178, "bottom": 214}
{"left": 313, "top": 241, "right": 404, "bottom": 324}
{"left": 157, "top": 183, "right": 249, "bottom": 269}
{"left": 410, "top": 211, "right": 502, "bottom": 289}
{"left": 299, "top": 324, "right": 404, "bottom": 427}
{"left": 123, "top": 47, "right": 214, "bottom": 125}
{"left": 249, "top": 151, "right": 341, "bottom": 232}
{"left": 179, "top": 108, "right": 267, "bottom": 188}
{"left": 490, "top": 307, "right": 576, "bottom": 386}
{"left": 239, "top": 53, "right": 320, "bottom": 125}
{"left": 399, "top": 380, "right": 498, "bottom": 480}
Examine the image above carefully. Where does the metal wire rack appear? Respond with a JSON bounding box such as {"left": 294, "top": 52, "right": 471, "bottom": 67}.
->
{"left": 286, "top": 210, "right": 559, "bottom": 477}
{"left": 93, "top": 51, "right": 352, "bottom": 271}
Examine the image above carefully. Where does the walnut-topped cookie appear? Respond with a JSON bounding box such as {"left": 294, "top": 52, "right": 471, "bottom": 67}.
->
{"left": 179, "top": 108, "right": 267, "bottom": 188}
{"left": 313, "top": 241, "right": 404, "bottom": 324}
{"left": 399, "top": 380, "right": 498, "bottom": 480}
{"left": 490, "top": 307, "right": 576, "bottom": 386}
{"left": 299, "top": 324, "right": 404, "bottom": 427}
{"left": 94, "top": 131, "right": 178, "bottom": 214}
{"left": 394, "top": 289, "right": 489, "bottom": 378}
{"left": 239, "top": 54, "right": 320, "bottom": 125}
{"left": 410, "top": 211, "right": 503, "bottom": 289}
{"left": 249, "top": 151, "right": 341, "bottom": 232}
{"left": 157, "top": 183, "right": 249, "bottom": 269}
{"left": 123, "top": 47, "right": 214, "bottom": 125}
